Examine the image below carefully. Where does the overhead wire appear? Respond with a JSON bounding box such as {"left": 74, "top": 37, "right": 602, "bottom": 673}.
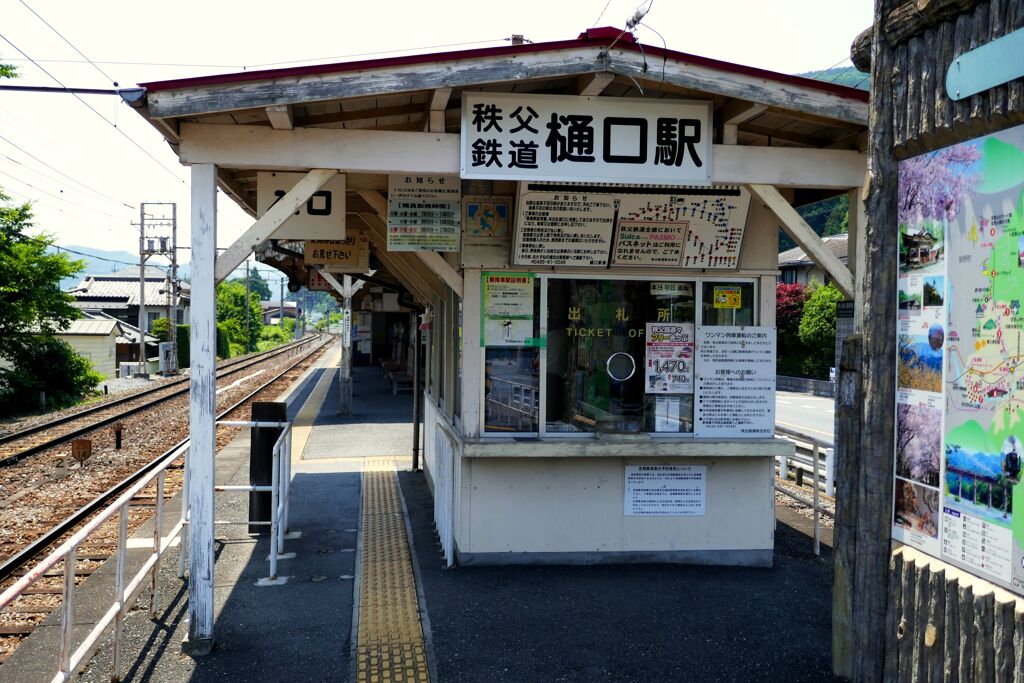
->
{"left": 592, "top": 0, "right": 614, "bottom": 27}
{"left": 0, "top": 167, "right": 125, "bottom": 217}
{"left": 17, "top": 0, "right": 117, "bottom": 85}
{"left": 0, "top": 32, "right": 187, "bottom": 186}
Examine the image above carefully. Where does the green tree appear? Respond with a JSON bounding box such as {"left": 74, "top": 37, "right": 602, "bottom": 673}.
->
{"left": 227, "top": 268, "right": 272, "bottom": 301}
{"left": 151, "top": 316, "right": 172, "bottom": 341}
{"left": 823, "top": 194, "right": 849, "bottom": 236}
{"left": 216, "top": 281, "right": 262, "bottom": 352}
{"left": 798, "top": 282, "right": 844, "bottom": 379}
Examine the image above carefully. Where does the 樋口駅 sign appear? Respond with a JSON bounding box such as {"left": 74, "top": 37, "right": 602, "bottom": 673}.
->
{"left": 256, "top": 172, "right": 346, "bottom": 240}
{"left": 305, "top": 232, "right": 369, "bottom": 271}
{"left": 386, "top": 174, "right": 461, "bottom": 252}
{"left": 461, "top": 92, "right": 712, "bottom": 185}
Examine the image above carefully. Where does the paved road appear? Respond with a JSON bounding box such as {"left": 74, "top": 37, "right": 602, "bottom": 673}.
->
{"left": 775, "top": 390, "right": 835, "bottom": 443}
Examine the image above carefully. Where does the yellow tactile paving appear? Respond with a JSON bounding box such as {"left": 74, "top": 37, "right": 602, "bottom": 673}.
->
{"left": 357, "top": 459, "right": 430, "bottom": 683}
{"left": 289, "top": 345, "right": 341, "bottom": 462}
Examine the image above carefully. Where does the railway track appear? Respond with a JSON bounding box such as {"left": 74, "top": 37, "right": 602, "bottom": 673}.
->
{"left": 0, "top": 335, "right": 335, "bottom": 665}
{"left": 0, "top": 335, "right": 320, "bottom": 467}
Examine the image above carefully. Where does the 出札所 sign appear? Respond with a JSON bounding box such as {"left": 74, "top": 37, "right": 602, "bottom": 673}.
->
{"left": 461, "top": 92, "right": 712, "bottom": 185}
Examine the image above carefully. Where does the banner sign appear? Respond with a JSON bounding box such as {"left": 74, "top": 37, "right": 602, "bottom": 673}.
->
{"left": 644, "top": 322, "right": 694, "bottom": 394}
{"left": 256, "top": 172, "right": 346, "bottom": 240}
{"left": 461, "top": 92, "right": 712, "bottom": 185}
{"left": 892, "top": 122, "right": 1024, "bottom": 594}
{"left": 386, "top": 174, "right": 461, "bottom": 251}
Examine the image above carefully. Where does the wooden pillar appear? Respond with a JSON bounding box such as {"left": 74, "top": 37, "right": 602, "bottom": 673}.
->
{"left": 184, "top": 162, "right": 217, "bottom": 656}
{"left": 840, "top": 1, "right": 900, "bottom": 678}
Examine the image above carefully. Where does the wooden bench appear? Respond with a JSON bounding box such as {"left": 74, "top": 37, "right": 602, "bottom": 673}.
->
{"left": 389, "top": 372, "right": 414, "bottom": 394}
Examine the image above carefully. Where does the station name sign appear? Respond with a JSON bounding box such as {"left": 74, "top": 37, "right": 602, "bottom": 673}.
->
{"left": 460, "top": 92, "right": 712, "bottom": 185}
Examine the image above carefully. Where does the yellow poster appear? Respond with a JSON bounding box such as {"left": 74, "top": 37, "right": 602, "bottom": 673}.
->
{"left": 713, "top": 286, "right": 741, "bottom": 309}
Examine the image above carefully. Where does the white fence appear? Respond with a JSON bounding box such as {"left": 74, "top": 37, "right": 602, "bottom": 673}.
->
{"left": 0, "top": 420, "right": 294, "bottom": 682}
{"left": 774, "top": 424, "right": 835, "bottom": 497}
{"left": 423, "top": 397, "right": 456, "bottom": 568}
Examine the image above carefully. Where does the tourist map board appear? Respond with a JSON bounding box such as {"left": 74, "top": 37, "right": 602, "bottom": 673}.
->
{"left": 893, "top": 122, "right": 1024, "bottom": 593}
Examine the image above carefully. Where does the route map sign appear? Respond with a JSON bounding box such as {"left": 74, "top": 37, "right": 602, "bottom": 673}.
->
{"left": 893, "top": 122, "right": 1024, "bottom": 593}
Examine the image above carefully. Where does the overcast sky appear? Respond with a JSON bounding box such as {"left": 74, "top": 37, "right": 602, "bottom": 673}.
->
{"left": 0, "top": 0, "right": 874, "bottom": 266}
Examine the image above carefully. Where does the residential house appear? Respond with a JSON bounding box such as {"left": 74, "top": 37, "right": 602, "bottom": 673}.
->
{"left": 260, "top": 300, "right": 299, "bottom": 325}
{"left": 778, "top": 234, "right": 849, "bottom": 286}
{"left": 54, "top": 318, "right": 122, "bottom": 380}
{"left": 67, "top": 266, "right": 190, "bottom": 333}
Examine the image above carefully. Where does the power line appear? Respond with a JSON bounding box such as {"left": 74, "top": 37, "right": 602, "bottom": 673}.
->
{"left": 0, "top": 32, "right": 187, "bottom": 186}
{"left": 0, "top": 167, "right": 125, "bottom": 217}
{"left": 3, "top": 153, "right": 127, "bottom": 209}
{"left": 592, "top": 0, "right": 614, "bottom": 27}
{"left": 0, "top": 132, "right": 135, "bottom": 209}
{"left": 17, "top": 0, "right": 117, "bottom": 85}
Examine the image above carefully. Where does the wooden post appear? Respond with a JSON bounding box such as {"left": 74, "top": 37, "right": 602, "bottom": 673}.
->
{"left": 832, "top": 334, "right": 863, "bottom": 678}
{"left": 112, "top": 422, "right": 124, "bottom": 450}
{"left": 844, "top": 0, "right": 900, "bottom": 677}
{"left": 183, "top": 162, "right": 217, "bottom": 657}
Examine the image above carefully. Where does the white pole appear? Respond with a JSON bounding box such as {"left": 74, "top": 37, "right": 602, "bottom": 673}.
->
{"left": 185, "top": 163, "right": 217, "bottom": 656}
{"left": 813, "top": 441, "right": 821, "bottom": 556}
{"left": 138, "top": 206, "right": 147, "bottom": 377}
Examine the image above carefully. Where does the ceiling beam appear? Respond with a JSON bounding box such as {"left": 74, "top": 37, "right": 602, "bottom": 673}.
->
{"left": 426, "top": 87, "right": 451, "bottom": 133}
{"left": 265, "top": 104, "right": 293, "bottom": 130}
{"left": 180, "top": 123, "right": 866, "bottom": 189}
{"left": 577, "top": 72, "right": 615, "bottom": 96}
{"left": 720, "top": 100, "right": 768, "bottom": 125}
{"left": 358, "top": 214, "right": 442, "bottom": 300}
{"left": 747, "top": 183, "right": 854, "bottom": 297}
{"left": 214, "top": 168, "right": 337, "bottom": 283}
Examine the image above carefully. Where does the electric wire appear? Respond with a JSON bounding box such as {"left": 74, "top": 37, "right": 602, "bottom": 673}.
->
{"left": 0, "top": 32, "right": 187, "bottom": 186}
{"left": 0, "top": 131, "right": 135, "bottom": 209}
{"left": 0, "top": 167, "right": 124, "bottom": 217}
{"left": 17, "top": 0, "right": 117, "bottom": 85}
{"left": 592, "top": 0, "right": 614, "bottom": 27}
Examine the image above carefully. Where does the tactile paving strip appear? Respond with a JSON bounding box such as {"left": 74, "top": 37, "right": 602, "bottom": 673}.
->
{"left": 356, "top": 459, "right": 430, "bottom": 683}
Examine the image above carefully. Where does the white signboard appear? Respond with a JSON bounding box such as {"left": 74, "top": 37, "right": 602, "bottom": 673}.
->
{"left": 645, "top": 322, "right": 694, "bottom": 393}
{"left": 256, "top": 172, "right": 346, "bottom": 240}
{"left": 513, "top": 188, "right": 615, "bottom": 266}
{"left": 386, "top": 174, "right": 461, "bottom": 251}
{"left": 461, "top": 92, "right": 712, "bottom": 185}
{"left": 624, "top": 465, "right": 706, "bottom": 516}
{"left": 695, "top": 326, "right": 776, "bottom": 438}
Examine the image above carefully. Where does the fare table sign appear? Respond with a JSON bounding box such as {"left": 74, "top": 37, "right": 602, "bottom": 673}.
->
{"left": 461, "top": 92, "right": 712, "bottom": 185}
{"left": 694, "top": 326, "right": 776, "bottom": 438}
{"left": 386, "top": 175, "right": 461, "bottom": 251}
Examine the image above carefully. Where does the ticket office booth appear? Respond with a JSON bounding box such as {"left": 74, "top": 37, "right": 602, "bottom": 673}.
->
{"left": 421, "top": 182, "right": 792, "bottom": 567}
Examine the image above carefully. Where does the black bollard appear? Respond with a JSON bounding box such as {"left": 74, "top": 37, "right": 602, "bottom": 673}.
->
{"left": 249, "top": 402, "right": 287, "bottom": 535}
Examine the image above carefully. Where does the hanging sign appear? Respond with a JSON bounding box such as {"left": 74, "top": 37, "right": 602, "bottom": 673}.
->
{"left": 386, "top": 174, "right": 461, "bottom": 252}
{"left": 644, "top": 322, "right": 694, "bottom": 394}
{"left": 481, "top": 272, "right": 537, "bottom": 347}
{"left": 694, "top": 326, "right": 775, "bottom": 438}
{"left": 305, "top": 232, "right": 369, "bottom": 271}
{"left": 256, "top": 172, "right": 346, "bottom": 240}
{"left": 461, "top": 92, "right": 712, "bottom": 185}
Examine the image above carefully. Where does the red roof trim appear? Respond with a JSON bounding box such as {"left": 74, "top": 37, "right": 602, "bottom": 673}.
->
{"left": 139, "top": 28, "right": 868, "bottom": 105}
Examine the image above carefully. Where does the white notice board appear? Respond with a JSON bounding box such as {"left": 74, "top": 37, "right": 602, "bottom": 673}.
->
{"left": 386, "top": 174, "right": 461, "bottom": 251}
{"left": 512, "top": 187, "right": 615, "bottom": 266}
{"left": 624, "top": 465, "right": 706, "bottom": 516}
{"left": 694, "top": 326, "right": 776, "bottom": 438}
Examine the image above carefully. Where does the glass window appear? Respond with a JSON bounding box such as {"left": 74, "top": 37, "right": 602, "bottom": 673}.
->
{"left": 546, "top": 279, "right": 695, "bottom": 434}
{"left": 701, "top": 282, "right": 755, "bottom": 326}
{"left": 483, "top": 278, "right": 540, "bottom": 433}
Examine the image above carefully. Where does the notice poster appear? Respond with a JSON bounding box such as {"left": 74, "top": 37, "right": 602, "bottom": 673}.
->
{"left": 694, "top": 326, "right": 775, "bottom": 438}
{"left": 614, "top": 188, "right": 751, "bottom": 269}
{"left": 481, "top": 272, "right": 536, "bottom": 347}
{"left": 386, "top": 174, "right": 461, "bottom": 252}
{"left": 513, "top": 188, "right": 615, "bottom": 266}
{"left": 644, "top": 322, "right": 694, "bottom": 394}
{"left": 892, "top": 122, "right": 1024, "bottom": 592}
{"left": 624, "top": 465, "right": 706, "bottom": 516}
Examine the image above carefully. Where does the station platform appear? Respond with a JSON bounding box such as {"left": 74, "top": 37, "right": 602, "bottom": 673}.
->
{"left": 46, "top": 349, "right": 837, "bottom": 682}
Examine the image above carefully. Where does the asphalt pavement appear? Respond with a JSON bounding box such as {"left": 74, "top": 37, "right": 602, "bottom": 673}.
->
{"left": 775, "top": 390, "right": 835, "bottom": 443}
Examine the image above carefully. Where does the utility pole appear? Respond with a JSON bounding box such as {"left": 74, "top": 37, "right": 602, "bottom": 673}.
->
{"left": 135, "top": 202, "right": 178, "bottom": 378}
{"left": 137, "top": 206, "right": 147, "bottom": 377}
{"left": 279, "top": 278, "right": 285, "bottom": 329}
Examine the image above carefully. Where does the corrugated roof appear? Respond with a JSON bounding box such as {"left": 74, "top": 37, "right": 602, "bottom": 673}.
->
{"left": 72, "top": 277, "right": 189, "bottom": 305}
{"left": 778, "top": 234, "right": 849, "bottom": 267}
{"left": 55, "top": 319, "right": 121, "bottom": 336}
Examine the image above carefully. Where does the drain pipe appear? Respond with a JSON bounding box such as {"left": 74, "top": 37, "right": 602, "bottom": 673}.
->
{"left": 400, "top": 293, "right": 425, "bottom": 471}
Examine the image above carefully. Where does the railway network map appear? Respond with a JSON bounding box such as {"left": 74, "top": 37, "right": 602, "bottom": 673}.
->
{"left": 894, "top": 123, "right": 1024, "bottom": 594}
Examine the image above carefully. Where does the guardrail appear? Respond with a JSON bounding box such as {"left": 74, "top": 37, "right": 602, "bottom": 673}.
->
{"left": 0, "top": 442, "right": 188, "bottom": 683}
{"left": 774, "top": 425, "right": 834, "bottom": 557}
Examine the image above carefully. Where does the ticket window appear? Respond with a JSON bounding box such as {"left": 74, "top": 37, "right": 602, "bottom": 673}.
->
{"left": 545, "top": 279, "right": 696, "bottom": 434}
